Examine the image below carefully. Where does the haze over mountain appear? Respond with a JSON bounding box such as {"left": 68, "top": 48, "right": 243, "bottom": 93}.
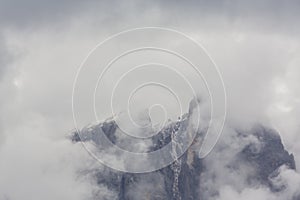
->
{"left": 72, "top": 101, "right": 299, "bottom": 200}
{"left": 0, "top": 1, "right": 300, "bottom": 200}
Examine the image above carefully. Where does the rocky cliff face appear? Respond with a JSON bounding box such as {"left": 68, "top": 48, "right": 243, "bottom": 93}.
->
{"left": 72, "top": 118, "right": 296, "bottom": 200}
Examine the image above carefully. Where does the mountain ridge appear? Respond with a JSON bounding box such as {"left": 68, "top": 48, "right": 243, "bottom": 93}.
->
{"left": 72, "top": 116, "right": 297, "bottom": 200}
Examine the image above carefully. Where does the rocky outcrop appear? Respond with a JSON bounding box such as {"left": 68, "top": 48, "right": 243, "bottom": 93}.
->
{"left": 72, "top": 119, "right": 296, "bottom": 200}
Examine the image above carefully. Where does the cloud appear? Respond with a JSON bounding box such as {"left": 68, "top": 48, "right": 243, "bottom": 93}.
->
{"left": 214, "top": 166, "right": 300, "bottom": 200}
{"left": 199, "top": 125, "right": 300, "bottom": 200}
{"left": 0, "top": 117, "right": 105, "bottom": 200}
{"left": 0, "top": 0, "right": 299, "bottom": 199}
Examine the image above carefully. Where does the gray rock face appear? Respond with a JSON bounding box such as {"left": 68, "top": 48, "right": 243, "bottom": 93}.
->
{"left": 240, "top": 126, "right": 296, "bottom": 189}
{"left": 72, "top": 120, "right": 296, "bottom": 200}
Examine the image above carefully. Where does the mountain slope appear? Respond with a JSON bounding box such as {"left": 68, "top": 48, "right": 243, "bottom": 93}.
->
{"left": 72, "top": 118, "right": 296, "bottom": 200}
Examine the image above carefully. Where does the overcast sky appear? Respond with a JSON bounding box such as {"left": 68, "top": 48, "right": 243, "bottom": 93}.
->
{"left": 0, "top": 0, "right": 300, "bottom": 199}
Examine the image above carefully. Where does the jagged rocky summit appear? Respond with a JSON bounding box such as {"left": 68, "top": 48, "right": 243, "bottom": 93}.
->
{"left": 72, "top": 116, "right": 296, "bottom": 200}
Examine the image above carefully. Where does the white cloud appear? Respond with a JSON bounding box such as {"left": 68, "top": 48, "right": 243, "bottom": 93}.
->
{"left": 0, "top": 0, "right": 299, "bottom": 199}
